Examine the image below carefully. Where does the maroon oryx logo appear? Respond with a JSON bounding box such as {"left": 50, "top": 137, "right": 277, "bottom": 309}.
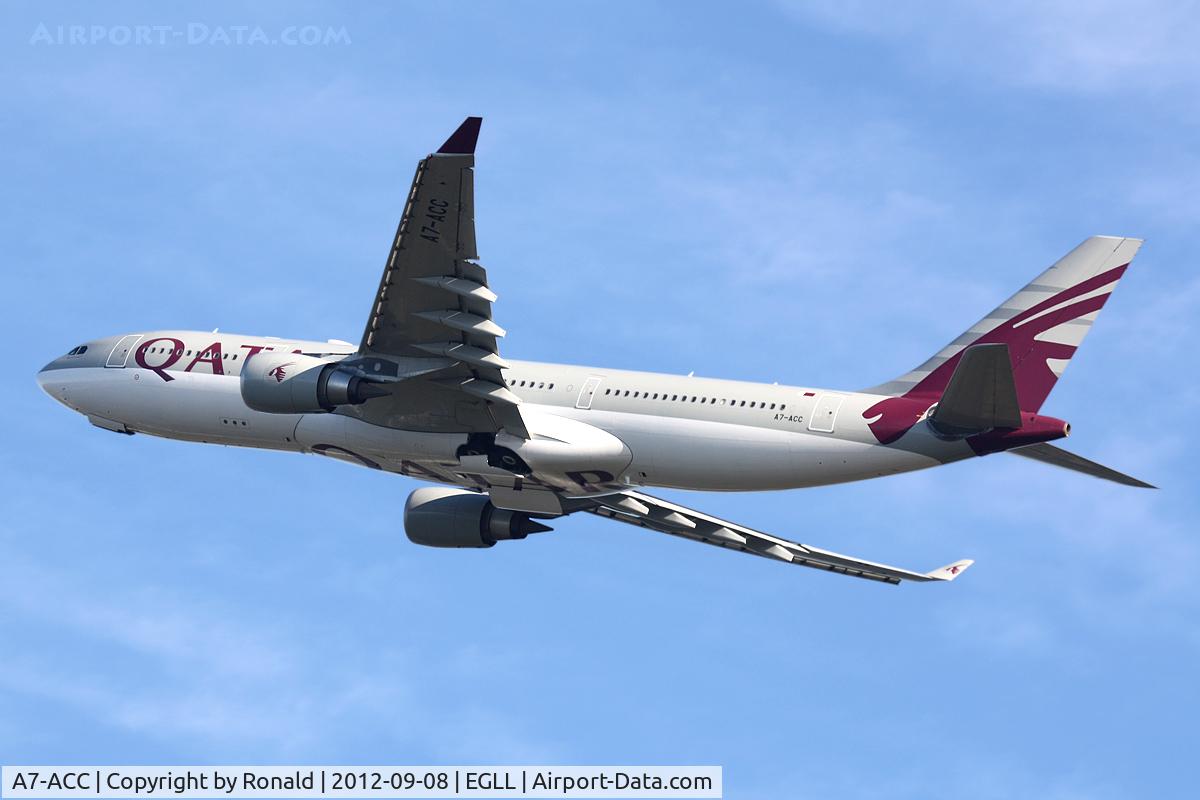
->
{"left": 268, "top": 363, "right": 294, "bottom": 383}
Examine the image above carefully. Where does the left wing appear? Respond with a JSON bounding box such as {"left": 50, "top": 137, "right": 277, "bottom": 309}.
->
{"left": 570, "top": 490, "right": 973, "bottom": 585}
{"left": 351, "top": 116, "right": 529, "bottom": 437}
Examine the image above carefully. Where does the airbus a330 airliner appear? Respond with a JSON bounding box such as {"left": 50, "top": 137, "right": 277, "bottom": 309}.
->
{"left": 38, "top": 117, "right": 1154, "bottom": 585}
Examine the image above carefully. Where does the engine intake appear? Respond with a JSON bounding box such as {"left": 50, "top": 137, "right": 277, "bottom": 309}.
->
{"left": 404, "top": 487, "right": 554, "bottom": 548}
{"left": 241, "top": 352, "right": 388, "bottom": 414}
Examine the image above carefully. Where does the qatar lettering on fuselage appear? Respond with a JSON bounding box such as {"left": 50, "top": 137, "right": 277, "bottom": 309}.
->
{"left": 132, "top": 337, "right": 304, "bottom": 382}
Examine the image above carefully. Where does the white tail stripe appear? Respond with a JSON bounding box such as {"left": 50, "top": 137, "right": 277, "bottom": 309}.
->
{"left": 862, "top": 236, "right": 1142, "bottom": 399}
{"left": 1035, "top": 320, "right": 1091, "bottom": 347}
{"left": 1011, "top": 280, "right": 1118, "bottom": 330}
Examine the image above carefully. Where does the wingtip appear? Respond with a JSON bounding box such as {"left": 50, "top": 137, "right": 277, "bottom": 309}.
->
{"left": 437, "top": 116, "right": 482, "bottom": 155}
{"left": 926, "top": 559, "right": 974, "bottom": 581}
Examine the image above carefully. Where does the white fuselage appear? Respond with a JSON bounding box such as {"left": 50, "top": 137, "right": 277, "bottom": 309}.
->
{"left": 38, "top": 330, "right": 973, "bottom": 497}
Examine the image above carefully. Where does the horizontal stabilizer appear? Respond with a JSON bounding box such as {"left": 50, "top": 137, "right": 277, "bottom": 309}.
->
{"left": 1009, "top": 443, "right": 1155, "bottom": 488}
{"left": 931, "top": 343, "right": 1021, "bottom": 434}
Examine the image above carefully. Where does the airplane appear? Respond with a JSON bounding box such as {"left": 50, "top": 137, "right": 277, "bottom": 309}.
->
{"left": 36, "top": 117, "right": 1154, "bottom": 586}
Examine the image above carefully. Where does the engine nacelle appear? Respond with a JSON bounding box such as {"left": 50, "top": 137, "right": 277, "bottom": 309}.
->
{"left": 241, "top": 351, "right": 387, "bottom": 414}
{"left": 404, "top": 487, "right": 553, "bottom": 548}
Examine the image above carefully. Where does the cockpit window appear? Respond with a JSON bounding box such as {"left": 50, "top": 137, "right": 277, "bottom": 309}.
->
{"left": 66, "top": 345, "right": 88, "bottom": 356}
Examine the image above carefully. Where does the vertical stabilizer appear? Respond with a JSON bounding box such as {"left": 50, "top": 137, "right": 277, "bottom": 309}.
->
{"left": 868, "top": 236, "right": 1142, "bottom": 412}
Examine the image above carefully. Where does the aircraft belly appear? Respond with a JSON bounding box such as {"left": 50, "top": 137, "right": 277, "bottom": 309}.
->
{"left": 565, "top": 410, "right": 787, "bottom": 490}
{"left": 555, "top": 408, "right": 937, "bottom": 491}
{"left": 785, "top": 434, "right": 935, "bottom": 487}
{"left": 295, "top": 413, "right": 463, "bottom": 467}
{"left": 294, "top": 410, "right": 633, "bottom": 496}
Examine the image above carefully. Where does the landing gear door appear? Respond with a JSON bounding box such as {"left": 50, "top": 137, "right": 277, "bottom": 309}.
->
{"left": 106, "top": 334, "right": 143, "bottom": 368}
{"left": 576, "top": 376, "right": 602, "bottom": 409}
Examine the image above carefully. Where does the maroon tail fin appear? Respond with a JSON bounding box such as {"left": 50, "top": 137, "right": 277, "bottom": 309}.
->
{"left": 862, "top": 236, "right": 1142, "bottom": 444}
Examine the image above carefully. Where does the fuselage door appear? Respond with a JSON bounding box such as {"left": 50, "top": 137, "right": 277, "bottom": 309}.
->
{"left": 105, "top": 334, "right": 143, "bottom": 368}
{"left": 808, "top": 394, "right": 844, "bottom": 433}
{"left": 576, "top": 376, "right": 602, "bottom": 409}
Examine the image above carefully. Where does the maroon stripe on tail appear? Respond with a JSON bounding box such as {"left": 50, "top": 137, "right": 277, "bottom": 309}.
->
{"left": 862, "top": 263, "right": 1128, "bottom": 444}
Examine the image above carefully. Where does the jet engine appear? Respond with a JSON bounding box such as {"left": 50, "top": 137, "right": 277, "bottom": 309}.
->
{"left": 404, "top": 487, "right": 553, "bottom": 548}
{"left": 241, "top": 352, "right": 388, "bottom": 414}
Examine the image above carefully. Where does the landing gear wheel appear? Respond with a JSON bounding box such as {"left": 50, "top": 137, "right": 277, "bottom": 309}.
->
{"left": 487, "top": 446, "right": 531, "bottom": 476}
{"left": 456, "top": 434, "right": 532, "bottom": 476}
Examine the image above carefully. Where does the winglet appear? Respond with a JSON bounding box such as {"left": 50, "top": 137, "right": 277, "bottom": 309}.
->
{"left": 437, "top": 116, "right": 483, "bottom": 155}
{"left": 925, "top": 559, "right": 974, "bottom": 581}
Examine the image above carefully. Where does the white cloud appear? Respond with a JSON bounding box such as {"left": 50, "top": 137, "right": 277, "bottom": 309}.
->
{"left": 779, "top": 0, "right": 1200, "bottom": 94}
{"left": 0, "top": 554, "right": 555, "bottom": 758}
{"left": 1130, "top": 161, "right": 1200, "bottom": 224}
{"left": 752, "top": 747, "right": 1121, "bottom": 800}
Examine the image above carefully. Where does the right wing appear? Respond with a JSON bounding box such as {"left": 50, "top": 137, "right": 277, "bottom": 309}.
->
{"left": 570, "top": 490, "right": 973, "bottom": 585}
{"left": 350, "top": 116, "right": 529, "bottom": 437}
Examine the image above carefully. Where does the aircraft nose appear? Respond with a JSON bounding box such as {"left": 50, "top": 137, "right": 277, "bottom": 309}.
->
{"left": 36, "top": 361, "right": 71, "bottom": 405}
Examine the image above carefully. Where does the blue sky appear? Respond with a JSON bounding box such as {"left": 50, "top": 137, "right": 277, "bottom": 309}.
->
{"left": 3, "top": 1, "right": 1199, "bottom": 797}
